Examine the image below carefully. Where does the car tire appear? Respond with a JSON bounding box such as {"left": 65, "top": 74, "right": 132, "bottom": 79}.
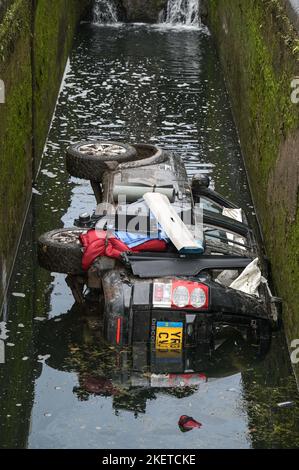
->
{"left": 118, "top": 143, "right": 168, "bottom": 169}
{"left": 66, "top": 141, "right": 137, "bottom": 181}
{"left": 38, "top": 229, "right": 85, "bottom": 274}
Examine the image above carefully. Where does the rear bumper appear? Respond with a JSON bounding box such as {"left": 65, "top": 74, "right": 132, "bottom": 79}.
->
{"left": 101, "top": 271, "right": 278, "bottom": 347}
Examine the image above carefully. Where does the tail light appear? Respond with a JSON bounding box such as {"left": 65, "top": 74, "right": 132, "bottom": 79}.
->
{"left": 153, "top": 280, "right": 209, "bottom": 310}
{"left": 116, "top": 317, "right": 122, "bottom": 345}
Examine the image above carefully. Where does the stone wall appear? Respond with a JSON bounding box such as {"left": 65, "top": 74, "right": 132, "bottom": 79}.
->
{"left": 0, "top": 0, "right": 91, "bottom": 307}
{"left": 207, "top": 1, "right": 299, "bottom": 345}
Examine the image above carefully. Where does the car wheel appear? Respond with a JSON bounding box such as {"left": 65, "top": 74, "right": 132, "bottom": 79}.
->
{"left": 38, "top": 229, "right": 85, "bottom": 274}
{"left": 66, "top": 141, "right": 137, "bottom": 181}
{"left": 118, "top": 143, "right": 168, "bottom": 169}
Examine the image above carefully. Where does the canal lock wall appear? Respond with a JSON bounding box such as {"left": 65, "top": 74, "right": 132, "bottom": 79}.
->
{"left": 1, "top": 0, "right": 298, "bottom": 355}
{"left": 0, "top": 0, "right": 91, "bottom": 307}
{"left": 206, "top": 0, "right": 299, "bottom": 353}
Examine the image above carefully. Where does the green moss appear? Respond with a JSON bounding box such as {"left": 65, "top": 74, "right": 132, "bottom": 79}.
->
{"left": 0, "top": 0, "right": 91, "bottom": 304}
{"left": 241, "top": 331, "right": 299, "bottom": 448}
{"left": 0, "top": 0, "right": 32, "bottom": 300}
{"left": 208, "top": 0, "right": 299, "bottom": 365}
{"left": 33, "top": 0, "right": 91, "bottom": 170}
{"left": 0, "top": 0, "right": 28, "bottom": 63}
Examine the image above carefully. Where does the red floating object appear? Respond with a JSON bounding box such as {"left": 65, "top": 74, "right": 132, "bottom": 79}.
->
{"left": 178, "top": 415, "right": 202, "bottom": 432}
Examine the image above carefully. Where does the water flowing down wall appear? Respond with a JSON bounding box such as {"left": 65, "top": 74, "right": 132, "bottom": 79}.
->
{"left": 93, "top": 0, "right": 119, "bottom": 23}
{"left": 164, "top": 0, "right": 200, "bottom": 25}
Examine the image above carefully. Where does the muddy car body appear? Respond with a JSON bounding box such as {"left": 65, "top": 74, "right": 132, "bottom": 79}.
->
{"left": 38, "top": 141, "right": 282, "bottom": 349}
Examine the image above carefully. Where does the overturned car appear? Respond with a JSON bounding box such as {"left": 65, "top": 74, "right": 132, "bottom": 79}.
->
{"left": 38, "top": 141, "right": 282, "bottom": 349}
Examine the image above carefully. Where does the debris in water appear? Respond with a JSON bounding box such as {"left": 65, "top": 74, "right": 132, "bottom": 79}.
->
{"left": 32, "top": 188, "right": 42, "bottom": 195}
{"left": 12, "top": 293, "right": 26, "bottom": 298}
{"left": 37, "top": 354, "right": 51, "bottom": 363}
{"left": 178, "top": 415, "right": 202, "bottom": 432}
{"left": 0, "top": 322, "right": 9, "bottom": 340}
{"left": 41, "top": 169, "right": 57, "bottom": 179}
{"left": 277, "top": 401, "right": 294, "bottom": 409}
{"left": 34, "top": 317, "right": 47, "bottom": 322}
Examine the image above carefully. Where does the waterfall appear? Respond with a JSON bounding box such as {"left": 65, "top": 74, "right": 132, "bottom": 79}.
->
{"left": 93, "top": 0, "right": 118, "bottom": 24}
{"left": 164, "top": 0, "right": 200, "bottom": 26}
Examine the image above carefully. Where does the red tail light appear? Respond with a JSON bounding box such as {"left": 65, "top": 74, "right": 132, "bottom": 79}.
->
{"left": 116, "top": 317, "right": 122, "bottom": 345}
{"left": 153, "top": 280, "right": 209, "bottom": 310}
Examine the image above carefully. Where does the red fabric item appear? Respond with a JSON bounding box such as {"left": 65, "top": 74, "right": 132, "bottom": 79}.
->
{"left": 80, "top": 230, "right": 167, "bottom": 271}
{"left": 178, "top": 415, "right": 202, "bottom": 432}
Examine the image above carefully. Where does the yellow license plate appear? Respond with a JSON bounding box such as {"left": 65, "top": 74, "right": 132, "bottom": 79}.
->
{"left": 156, "top": 322, "right": 183, "bottom": 350}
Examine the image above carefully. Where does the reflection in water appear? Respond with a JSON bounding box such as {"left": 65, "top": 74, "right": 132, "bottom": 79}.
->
{"left": 0, "top": 23, "right": 299, "bottom": 449}
{"left": 35, "top": 303, "right": 271, "bottom": 416}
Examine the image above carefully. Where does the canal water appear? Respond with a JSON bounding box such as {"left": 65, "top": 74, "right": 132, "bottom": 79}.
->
{"left": 1, "top": 22, "right": 299, "bottom": 449}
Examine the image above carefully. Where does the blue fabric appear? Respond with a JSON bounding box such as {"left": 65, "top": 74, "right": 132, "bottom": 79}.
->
{"left": 115, "top": 225, "right": 169, "bottom": 248}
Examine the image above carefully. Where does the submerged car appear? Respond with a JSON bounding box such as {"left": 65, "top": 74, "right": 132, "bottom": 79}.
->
{"left": 38, "top": 141, "right": 282, "bottom": 349}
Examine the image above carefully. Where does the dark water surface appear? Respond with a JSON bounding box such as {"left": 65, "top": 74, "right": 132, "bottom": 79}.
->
{"left": 1, "top": 23, "right": 299, "bottom": 449}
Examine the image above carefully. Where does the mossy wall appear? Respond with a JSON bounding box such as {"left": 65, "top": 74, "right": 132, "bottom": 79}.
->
{"left": 207, "top": 1, "right": 299, "bottom": 345}
{"left": 0, "top": 0, "right": 91, "bottom": 307}
{"left": 0, "top": 0, "right": 33, "bottom": 307}
{"left": 0, "top": 0, "right": 14, "bottom": 22}
{"left": 33, "top": 0, "right": 91, "bottom": 170}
